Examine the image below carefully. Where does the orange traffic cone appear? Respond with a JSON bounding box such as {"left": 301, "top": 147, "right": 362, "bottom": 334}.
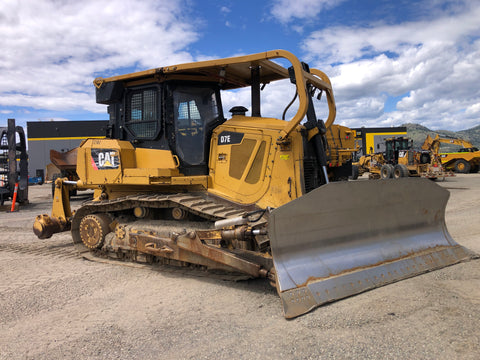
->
{"left": 10, "top": 182, "right": 19, "bottom": 212}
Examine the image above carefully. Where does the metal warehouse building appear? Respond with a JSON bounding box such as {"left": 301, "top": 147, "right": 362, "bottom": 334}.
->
{"left": 353, "top": 126, "right": 407, "bottom": 157}
{"left": 27, "top": 120, "right": 108, "bottom": 178}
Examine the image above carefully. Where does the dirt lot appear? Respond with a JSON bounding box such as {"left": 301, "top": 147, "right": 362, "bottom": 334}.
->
{"left": 1, "top": 175, "right": 479, "bottom": 360}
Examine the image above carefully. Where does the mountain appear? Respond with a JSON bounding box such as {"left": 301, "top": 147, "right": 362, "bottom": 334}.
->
{"left": 404, "top": 123, "right": 480, "bottom": 150}
{"left": 457, "top": 124, "right": 480, "bottom": 145}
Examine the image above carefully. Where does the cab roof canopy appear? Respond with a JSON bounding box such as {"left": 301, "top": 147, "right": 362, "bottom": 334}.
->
{"left": 93, "top": 50, "right": 336, "bottom": 140}
{"left": 93, "top": 50, "right": 330, "bottom": 91}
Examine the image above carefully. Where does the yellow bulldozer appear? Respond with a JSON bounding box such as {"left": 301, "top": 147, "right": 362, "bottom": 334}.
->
{"left": 422, "top": 134, "right": 480, "bottom": 173}
{"left": 33, "top": 50, "right": 475, "bottom": 318}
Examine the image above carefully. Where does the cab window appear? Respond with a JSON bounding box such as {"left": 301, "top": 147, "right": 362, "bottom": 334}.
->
{"left": 125, "top": 87, "right": 160, "bottom": 139}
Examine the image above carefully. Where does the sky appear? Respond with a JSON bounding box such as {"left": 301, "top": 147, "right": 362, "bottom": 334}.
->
{"left": 1, "top": 0, "right": 479, "bottom": 132}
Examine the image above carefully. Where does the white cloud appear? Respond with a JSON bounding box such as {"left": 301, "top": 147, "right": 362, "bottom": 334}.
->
{"left": 303, "top": 9, "right": 479, "bottom": 65}
{"left": 220, "top": 6, "right": 231, "bottom": 14}
{"left": 301, "top": 2, "right": 480, "bottom": 131}
{"left": 465, "top": 103, "right": 480, "bottom": 116}
{"left": 0, "top": 0, "right": 198, "bottom": 113}
{"left": 270, "top": 0, "right": 346, "bottom": 23}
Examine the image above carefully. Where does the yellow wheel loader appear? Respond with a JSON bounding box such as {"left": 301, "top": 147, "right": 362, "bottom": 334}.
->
{"left": 33, "top": 50, "right": 475, "bottom": 318}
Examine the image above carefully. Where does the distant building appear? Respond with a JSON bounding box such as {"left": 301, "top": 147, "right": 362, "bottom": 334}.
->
{"left": 353, "top": 126, "right": 407, "bottom": 157}
{"left": 27, "top": 120, "right": 108, "bottom": 178}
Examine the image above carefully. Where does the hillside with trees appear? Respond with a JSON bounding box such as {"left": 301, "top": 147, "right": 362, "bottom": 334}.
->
{"left": 405, "top": 123, "right": 480, "bottom": 151}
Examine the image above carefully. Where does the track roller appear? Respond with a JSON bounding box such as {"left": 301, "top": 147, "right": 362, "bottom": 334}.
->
{"left": 171, "top": 207, "right": 188, "bottom": 220}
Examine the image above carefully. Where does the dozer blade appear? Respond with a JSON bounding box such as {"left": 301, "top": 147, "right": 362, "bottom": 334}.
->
{"left": 268, "top": 178, "right": 477, "bottom": 318}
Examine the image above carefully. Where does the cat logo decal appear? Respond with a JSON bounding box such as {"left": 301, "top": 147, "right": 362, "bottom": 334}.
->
{"left": 91, "top": 149, "right": 120, "bottom": 170}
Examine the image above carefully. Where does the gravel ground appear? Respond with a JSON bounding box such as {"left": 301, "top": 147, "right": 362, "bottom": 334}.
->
{"left": 0, "top": 174, "right": 479, "bottom": 359}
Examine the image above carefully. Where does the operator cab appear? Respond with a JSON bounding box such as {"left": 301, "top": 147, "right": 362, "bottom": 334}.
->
{"left": 96, "top": 81, "right": 225, "bottom": 176}
{"left": 384, "top": 137, "right": 410, "bottom": 163}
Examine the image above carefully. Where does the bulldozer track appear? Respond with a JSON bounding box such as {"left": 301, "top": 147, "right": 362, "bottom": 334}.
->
{"left": 74, "top": 192, "right": 247, "bottom": 221}
{"left": 72, "top": 192, "right": 250, "bottom": 253}
{"left": 68, "top": 192, "right": 256, "bottom": 280}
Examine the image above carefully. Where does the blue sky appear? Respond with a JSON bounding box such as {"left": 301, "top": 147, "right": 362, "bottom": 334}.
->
{"left": 1, "top": 0, "right": 479, "bottom": 131}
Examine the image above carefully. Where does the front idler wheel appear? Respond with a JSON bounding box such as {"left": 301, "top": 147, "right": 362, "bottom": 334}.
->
{"left": 79, "top": 214, "right": 112, "bottom": 249}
